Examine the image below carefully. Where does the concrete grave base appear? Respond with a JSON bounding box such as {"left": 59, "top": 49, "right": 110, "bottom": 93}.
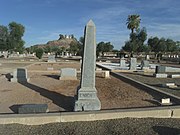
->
{"left": 74, "top": 98, "right": 101, "bottom": 111}
{"left": 75, "top": 88, "right": 101, "bottom": 111}
{"left": 170, "top": 74, "right": 180, "bottom": 78}
{"left": 11, "top": 78, "right": 30, "bottom": 83}
{"left": 155, "top": 73, "right": 168, "bottom": 78}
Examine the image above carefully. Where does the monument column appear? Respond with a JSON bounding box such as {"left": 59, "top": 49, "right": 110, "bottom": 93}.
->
{"left": 74, "top": 20, "right": 101, "bottom": 111}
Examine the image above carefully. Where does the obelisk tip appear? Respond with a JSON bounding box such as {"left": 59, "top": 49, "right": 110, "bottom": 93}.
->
{"left": 87, "top": 19, "right": 95, "bottom": 26}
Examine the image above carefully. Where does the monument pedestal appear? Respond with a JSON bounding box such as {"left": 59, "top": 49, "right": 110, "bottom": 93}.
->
{"left": 75, "top": 88, "right": 101, "bottom": 111}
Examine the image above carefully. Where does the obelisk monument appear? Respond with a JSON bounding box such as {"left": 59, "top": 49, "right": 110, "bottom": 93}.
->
{"left": 74, "top": 20, "right": 101, "bottom": 111}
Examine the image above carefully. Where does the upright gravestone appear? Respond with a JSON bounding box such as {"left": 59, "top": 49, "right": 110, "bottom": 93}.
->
{"left": 129, "top": 58, "right": 137, "bottom": 70}
{"left": 141, "top": 60, "right": 150, "bottom": 70}
{"left": 145, "top": 55, "right": 150, "bottom": 60}
{"left": 48, "top": 55, "right": 56, "bottom": 62}
{"left": 155, "top": 65, "right": 167, "bottom": 78}
{"left": 155, "top": 66, "right": 166, "bottom": 73}
{"left": 59, "top": 68, "right": 77, "bottom": 80}
{"left": 74, "top": 20, "right": 101, "bottom": 111}
{"left": 11, "top": 68, "right": 30, "bottom": 82}
{"left": 120, "top": 57, "right": 126, "bottom": 68}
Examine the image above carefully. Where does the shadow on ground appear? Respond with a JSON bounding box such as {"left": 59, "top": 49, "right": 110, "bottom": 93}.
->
{"left": 3, "top": 73, "right": 12, "bottom": 81}
{"left": 43, "top": 75, "right": 59, "bottom": 80}
{"left": 15, "top": 81, "right": 75, "bottom": 112}
{"left": 153, "top": 126, "right": 180, "bottom": 135}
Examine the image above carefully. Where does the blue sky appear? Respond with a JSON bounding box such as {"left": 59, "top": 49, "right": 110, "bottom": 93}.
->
{"left": 0, "top": 0, "right": 180, "bottom": 49}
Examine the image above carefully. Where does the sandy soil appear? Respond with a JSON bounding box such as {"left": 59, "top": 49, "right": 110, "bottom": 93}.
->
{"left": 0, "top": 62, "right": 157, "bottom": 113}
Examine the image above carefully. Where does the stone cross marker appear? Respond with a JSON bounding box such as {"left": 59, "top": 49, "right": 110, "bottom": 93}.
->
{"left": 74, "top": 20, "right": 101, "bottom": 111}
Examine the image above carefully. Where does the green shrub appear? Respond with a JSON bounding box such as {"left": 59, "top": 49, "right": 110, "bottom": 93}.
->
{"left": 35, "top": 48, "right": 44, "bottom": 59}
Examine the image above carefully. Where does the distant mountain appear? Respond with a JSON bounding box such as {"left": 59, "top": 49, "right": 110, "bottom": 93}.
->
{"left": 33, "top": 34, "right": 78, "bottom": 49}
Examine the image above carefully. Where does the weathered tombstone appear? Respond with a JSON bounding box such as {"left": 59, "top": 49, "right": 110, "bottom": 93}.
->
{"left": 141, "top": 60, "right": 150, "bottom": 70}
{"left": 18, "top": 104, "right": 48, "bottom": 114}
{"left": 145, "top": 55, "right": 150, "bottom": 60}
{"left": 155, "top": 66, "right": 166, "bottom": 73}
{"left": 11, "top": 68, "right": 30, "bottom": 82}
{"left": 155, "top": 65, "right": 167, "bottom": 78}
{"left": 59, "top": 68, "right": 77, "bottom": 80}
{"left": 74, "top": 20, "right": 101, "bottom": 111}
{"left": 129, "top": 58, "right": 137, "bottom": 70}
{"left": 120, "top": 58, "right": 126, "bottom": 68}
{"left": 48, "top": 55, "right": 56, "bottom": 62}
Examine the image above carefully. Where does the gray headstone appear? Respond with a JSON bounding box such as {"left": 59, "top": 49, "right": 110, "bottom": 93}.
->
{"left": 141, "top": 60, "right": 150, "bottom": 69}
{"left": 155, "top": 66, "right": 166, "bottom": 73}
{"left": 120, "top": 58, "right": 126, "bottom": 68}
{"left": 48, "top": 55, "right": 56, "bottom": 62}
{"left": 18, "top": 104, "right": 48, "bottom": 114}
{"left": 74, "top": 20, "right": 101, "bottom": 111}
{"left": 129, "top": 58, "right": 137, "bottom": 70}
{"left": 11, "top": 68, "right": 30, "bottom": 82}
{"left": 59, "top": 68, "right": 77, "bottom": 80}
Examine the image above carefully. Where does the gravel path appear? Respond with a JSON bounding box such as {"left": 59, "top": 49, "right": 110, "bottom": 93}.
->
{"left": 0, "top": 118, "right": 179, "bottom": 135}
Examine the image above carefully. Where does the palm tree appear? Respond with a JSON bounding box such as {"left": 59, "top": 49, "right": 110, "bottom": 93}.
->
{"left": 126, "top": 14, "right": 141, "bottom": 34}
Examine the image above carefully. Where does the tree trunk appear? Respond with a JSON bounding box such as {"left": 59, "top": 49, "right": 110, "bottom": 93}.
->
{"left": 131, "top": 29, "right": 134, "bottom": 34}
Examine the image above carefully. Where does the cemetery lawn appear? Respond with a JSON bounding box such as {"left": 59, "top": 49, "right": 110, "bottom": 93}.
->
{"left": 0, "top": 62, "right": 158, "bottom": 113}
{"left": 120, "top": 72, "right": 180, "bottom": 97}
{"left": 0, "top": 118, "right": 179, "bottom": 135}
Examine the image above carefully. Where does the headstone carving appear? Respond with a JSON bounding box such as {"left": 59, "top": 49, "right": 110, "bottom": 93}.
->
{"left": 74, "top": 20, "right": 101, "bottom": 111}
{"left": 59, "top": 68, "right": 77, "bottom": 80}
{"left": 11, "top": 68, "right": 30, "bottom": 82}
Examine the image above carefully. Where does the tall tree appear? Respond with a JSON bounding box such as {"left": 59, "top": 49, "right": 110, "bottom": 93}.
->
{"left": 126, "top": 14, "right": 141, "bottom": 34}
{"left": 97, "top": 42, "right": 114, "bottom": 57}
{"left": 69, "top": 41, "right": 80, "bottom": 55}
{"left": 122, "top": 27, "right": 147, "bottom": 54}
{"left": 147, "top": 37, "right": 159, "bottom": 52}
{"left": 0, "top": 25, "right": 8, "bottom": 51}
{"left": 8, "top": 22, "right": 25, "bottom": 53}
{"left": 166, "top": 38, "right": 177, "bottom": 52}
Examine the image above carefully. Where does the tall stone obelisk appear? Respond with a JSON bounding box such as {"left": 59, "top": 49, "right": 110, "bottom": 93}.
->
{"left": 74, "top": 20, "right": 101, "bottom": 111}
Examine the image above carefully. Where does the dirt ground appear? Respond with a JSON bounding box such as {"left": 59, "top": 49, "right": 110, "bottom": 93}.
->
{"left": 0, "top": 62, "right": 157, "bottom": 113}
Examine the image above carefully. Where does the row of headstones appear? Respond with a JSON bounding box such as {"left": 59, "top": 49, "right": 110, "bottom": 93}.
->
{"left": 120, "top": 58, "right": 150, "bottom": 70}
{"left": 10, "top": 68, "right": 110, "bottom": 83}
{"left": 155, "top": 66, "right": 180, "bottom": 78}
